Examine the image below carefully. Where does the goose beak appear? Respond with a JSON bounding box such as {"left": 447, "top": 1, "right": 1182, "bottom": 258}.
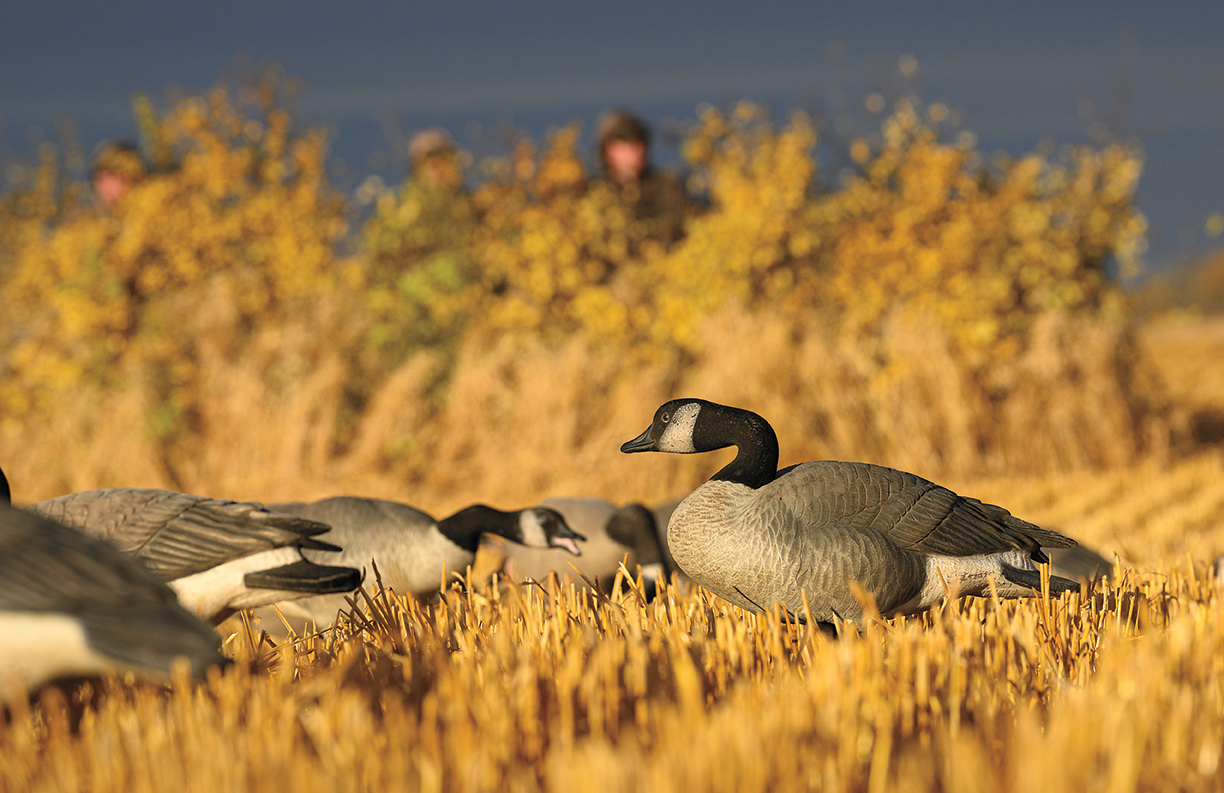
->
{"left": 620, "top": 426, "right": 655, "bottom": 453}
{"left": 551, "top": 536, "right": 583, "bottom": 556}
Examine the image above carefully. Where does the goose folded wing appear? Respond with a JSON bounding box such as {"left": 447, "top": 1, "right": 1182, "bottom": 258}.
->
{"left": 28, "top": 490, "right": 337, "bottom": 581}
{"left": 876, "top": 478, "right": 1076, "bottom": 556}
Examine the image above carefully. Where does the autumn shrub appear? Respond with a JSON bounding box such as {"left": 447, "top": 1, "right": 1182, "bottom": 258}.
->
{"left": 359, "top": 124, "right": 651, "bottom": 352}
{"left": 0, "top": 74, "right": 351, "bottom": 479}
{"left": 0, "top": 81, "right": 1177, "bottom": 497}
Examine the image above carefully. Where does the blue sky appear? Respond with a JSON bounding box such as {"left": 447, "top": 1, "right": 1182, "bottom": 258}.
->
{"left": 3, "top": 0, "right": 1222, "bottom": 271}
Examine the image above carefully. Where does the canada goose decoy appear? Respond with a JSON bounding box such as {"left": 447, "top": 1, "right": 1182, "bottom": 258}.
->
{"left": 621, "top": 399, "right": 1081, "bottom": 625}
{"left": 498, "top": 498, "right": 669, "bottom": 595}
{"left": 258, "top": 497, "right": 586, "bottom": 626}
{"left": 0, "top": 503, "right": 226, "bottom": 695}
{"left": 4, "top": 471, "right": 362, "bottom": 624}
{"left": 653, "top": 500, "right": 1112, "bottom": 585}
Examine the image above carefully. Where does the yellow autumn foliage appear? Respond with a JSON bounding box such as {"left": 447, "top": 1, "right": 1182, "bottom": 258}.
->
{"left": 1, "top": 76, "right": 347, "bottom": 437}
{"left": 0, "top": 82, "right": 1166, "bottom": 481}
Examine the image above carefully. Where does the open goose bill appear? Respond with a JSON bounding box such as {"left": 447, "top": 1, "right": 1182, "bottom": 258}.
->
{"left": 551, "top": 537, "right": 582, "bottom": 555}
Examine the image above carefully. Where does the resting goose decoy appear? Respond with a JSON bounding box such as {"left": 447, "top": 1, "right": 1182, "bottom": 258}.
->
{"left": 621, "top": 399, "right": 1081, "bottom": 625}
{"left": 3, "top": 471, "right": 362, "bottom": 624}
{"left": 0, "top": 503, "right": 226, "bottom": 695}
{"left": 258, "top": 497, "right": 586, "bottom": 626}
{"left": 498, "top": 498, "right": 669, "bottom": 595}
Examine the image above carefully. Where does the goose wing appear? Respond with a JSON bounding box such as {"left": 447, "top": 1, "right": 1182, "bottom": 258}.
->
{"left": 27, "top": 489, "right": 337, "bottom": 581}
{"left": 780, "top": 462, "right": 1075, "bottom": 557}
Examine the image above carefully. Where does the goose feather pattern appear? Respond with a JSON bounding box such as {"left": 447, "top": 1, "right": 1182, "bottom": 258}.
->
{"left": 19, "top": 486, "right": 361, "bottom": 623}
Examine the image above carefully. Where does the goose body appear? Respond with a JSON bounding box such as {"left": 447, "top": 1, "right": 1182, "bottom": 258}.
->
{"left": 260, "top": 496, "right": 585, "bottom": 627}
{"left": 651, "top": 499, "right": 1110, "bottom": 588}
{"left": 622, "top": 399, "right": 1080, "bottom": 624}
{"left": 499, "top": 497, "right": 668, "bottom": 593}
{"left": 0, "top": 504, "right": 226, "bottom": 694}
{"left": 20, "top": 487, "right": 362, "bottom": 623}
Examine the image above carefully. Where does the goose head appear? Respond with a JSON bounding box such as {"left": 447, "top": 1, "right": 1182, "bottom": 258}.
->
{"left": 622, "top": 399, "right": 780, "bottom": 489}
{"left": 514, "top": 507, "right": 586, "bottom": 555}
{"left": 620, "top": 399, "right": 708, "bottom": 454}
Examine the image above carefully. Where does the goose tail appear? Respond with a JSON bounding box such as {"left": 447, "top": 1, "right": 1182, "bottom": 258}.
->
{"left": 1000, "top": 564, "right": 1080, "bottom": 595}
{"left": 244, "top": 560, "right": 362, "bottom": 594}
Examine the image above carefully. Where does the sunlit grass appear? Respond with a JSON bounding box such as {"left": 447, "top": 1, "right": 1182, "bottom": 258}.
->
{"left": 3, "top": 556, "right": 1221, "bottom": 792}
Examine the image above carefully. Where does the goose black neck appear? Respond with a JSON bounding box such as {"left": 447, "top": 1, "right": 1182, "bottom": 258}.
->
{"left": 0, "top": 466, "right": 9, "bottom": 505}
{"left": 436, "top": 504, "right": 509, "bottom": 552}
{"left": 702, "top": 405, "right": 779, "bottom": 489}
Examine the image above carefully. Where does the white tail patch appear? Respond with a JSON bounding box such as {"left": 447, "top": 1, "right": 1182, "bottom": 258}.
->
{"left": 898, "top": 550, "right": 1041, "bottom": 614}
{"left": 0, "top": 613, "right": 119, "bottom": 692}
{"left": 170, "top": 546, "right": 305, "bottom": 618}
{"left": 638, "top": 562, "right": 663, "bottom": 583}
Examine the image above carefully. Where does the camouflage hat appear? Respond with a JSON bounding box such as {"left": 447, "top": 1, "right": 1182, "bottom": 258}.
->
{"left": 597, "top": 110, "right": 651, "bottom": 147}
{"left": 408, "top": 127, "right": 456, "bottom": 162}
{"left": 90, "top": 139, "right": 146, "bottom": 180}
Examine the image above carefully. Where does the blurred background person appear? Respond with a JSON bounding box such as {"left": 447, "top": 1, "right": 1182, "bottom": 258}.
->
{"left": 364, "top": 126, "right": 475, "bottom": 269}
{"left": 361, "top": 125, "right": 480, "bottom": 348}
{"left": 90, "top": 139, "right": 146, "bottom": 206}
{"left": 596, "top": 109, "right": 692, "bottom": 248}
{"left": 407, "top": 126, "right": 466, "bottom": 196}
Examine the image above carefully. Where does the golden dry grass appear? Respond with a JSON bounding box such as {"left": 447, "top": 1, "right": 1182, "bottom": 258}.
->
{"left": 2, "top": 559, "right": 1222, "bottom": 792}
{"left": 0, "top": 303, "right": 1178, "bottom": 511}
{"left": 1, "top": 310, "right": 1223, "bottom": 791}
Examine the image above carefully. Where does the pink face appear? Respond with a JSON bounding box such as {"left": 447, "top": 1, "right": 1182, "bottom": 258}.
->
{"left": 604, "top": 139, "right": 647, "bottom": 184}
{"left": 93, "top": 171, "right": 131, "bottom": 205}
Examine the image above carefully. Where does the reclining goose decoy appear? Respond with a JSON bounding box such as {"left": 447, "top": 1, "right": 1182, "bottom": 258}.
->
{"left": 498, "top": 498, "right": 669, "bottom": 596}
{"left": 259, "top": 497, "right": 586, "bottom": 626}
{"left": 621, "top": 399, "right": 1080, "bottom": 626}
{"left": 0, "top": 503, "right": 226, "bottom": 695}
{"left": 4, "top": 468, "right": 362, "bottom": 624}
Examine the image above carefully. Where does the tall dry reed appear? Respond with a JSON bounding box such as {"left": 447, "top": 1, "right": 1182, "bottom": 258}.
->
{"left": 0, "top": 299, "right": 1180, "bottom": 514}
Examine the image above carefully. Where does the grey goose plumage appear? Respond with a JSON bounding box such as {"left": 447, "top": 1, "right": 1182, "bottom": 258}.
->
{"left": 650, "top": 499, "right": 1113, "bottom": 585}
{"left": 0, "top": 503, "right": 226, "bottom": 694}
{"left": 621, "top": 399, "right": 1080, "bottom": 625}
{"left": 259, "top": 496, "right": 586, "bottom": 627}
{"left": 3, "top": 470, "right": 362, "bottom": 623}
{"left": 499, "top": 497, "right": 669, "bottom": 595}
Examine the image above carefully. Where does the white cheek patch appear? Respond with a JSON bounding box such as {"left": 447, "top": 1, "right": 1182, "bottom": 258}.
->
{"left": 518, "top": 510, "right": 549, "bottom": 548}
{"left": 659, "top": 403, "right": 701, "bottom": 453}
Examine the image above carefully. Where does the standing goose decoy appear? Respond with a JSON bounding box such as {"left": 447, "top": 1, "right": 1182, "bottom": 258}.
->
{"left": 258, "top": 497, "right": 586, "bottom": 627}
{"left": 498, "top": 498, "right": 670, "bottom": 596}
{"left": 621, "top": 399, "right": 1081, "bottom": 625}
{"left": 0, "top": 503, "right": 226, "bottom": 695}
{"left": 4, "top": 471, "right": 362, "bottom": 624}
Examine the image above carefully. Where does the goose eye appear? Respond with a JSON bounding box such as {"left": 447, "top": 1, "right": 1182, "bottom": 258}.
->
{"left": 661, "top": 411, "right": 670, "bottom": 423}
